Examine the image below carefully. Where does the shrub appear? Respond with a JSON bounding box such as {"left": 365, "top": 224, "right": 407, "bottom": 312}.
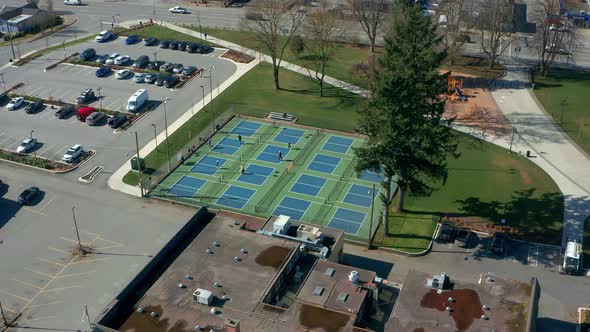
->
{"left": 350, "top": 63, "right": 370, "bottom": 79}
{"left": 290, "top": 35, "right": 305, "bottom": 57}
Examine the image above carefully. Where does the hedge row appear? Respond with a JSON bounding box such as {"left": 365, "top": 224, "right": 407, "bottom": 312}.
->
{"left": 0, "top": 149, "right": 51, "bottom": 169}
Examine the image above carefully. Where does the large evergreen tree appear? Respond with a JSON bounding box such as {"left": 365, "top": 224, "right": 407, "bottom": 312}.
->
{"left": 354, "top": 0, "right": 458, "bottom": 235}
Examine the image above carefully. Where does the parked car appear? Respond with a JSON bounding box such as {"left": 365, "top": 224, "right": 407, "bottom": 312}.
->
{"left": 108, "top": 114, "right": 128, "bottom": 128}
{"left": 79, "top": 48, "right": 96, "bottom": 61}
{"left": 16, "top": 138, "right": 37, "bottom": 153}
{"left": 144, "top": 73, "right": 159, "bottom": 84}
{"left": 133, "top": 72, "right": 148, "bottom": 83}
{"left": 144, "top": 37, "right": 158, "bottom": 46}
{"left": 454, "top": 228, "right": 472, "bottom": 248}
{"left": 95, "top": 30, "right": 113, "bottom": 42}
{"left": 133, "top": 55, "right": 149, "bottom": 68}
{"left": 76, "top": 106, "right": 95, "bottom": 121}
{"left": 159, "top": 62, "right": 174, "bottom": 72}
{"left": 125, "top": 35, "right": 141, "bottom": 45}
{"left": 95, "top": 66, "right": 112, "bottom": 77}
{"left": 159, "top": 40, "right": 171, "bottom": 49}
{"left": 181, "top": 66, "right": 197, "bottom": 76}
{"left": 6, "top": 97, "right": 24, "bottom": 110}
{"left": 64, "top": 0, "right": 82, "bottom": 5}
{"left": 437, "top": 221, "right": 455, "bottom": 242}
{"left": 55, "top": 104, "right": 76, "bottom": 119}
{"left": 18, "top": 186, "right": 40, "bottom": 205}
{"left": 172, "top": 63, "right": 184, "bottom": 74}
{"left": 186, "top": 42, "right": 201, "bottom": 53}
{"left": 155, "top": 75, "right": 168, "bottom": 86}
{"left": 147, "top": 61, "right": 165, "bottom": 70}
{"left": 164, "top": 76, "right": 180, "bottom": 88}
{"left": 105, "top": 52, "right": 120, "bottom": 65}
{"left": 176, "top": 41, "right": 187, "bottom": 51}
{"left": 25, "top": 100, "right": 43, "bottom": 114}
{"left": 169, "top": 6, "right": 189, "bottom": 13}
{"left": 76, "top": 88, "right": 95, "bottom": 104}
{"left": 95, "top": 54, "right": 109, "bottom": 64}
{"left": 86, "top": 111, "right": 105, "bottom": 125}
{"left": 490, "top": 232, "right": 510, "bottom": 255}
{"left": 62, "top": 144, "right": 83, "bottom": 163}
{"left": 199, "top": 44, "right": 213, "bottom": 54}
{"left": 116, "top": 69, "right": 133, "bottom": 79}
{"left": 114, "top": 55, "right": 131, "bottom": 65}
{"left": 169, "top": 41, "right": 180, "bottom": 50}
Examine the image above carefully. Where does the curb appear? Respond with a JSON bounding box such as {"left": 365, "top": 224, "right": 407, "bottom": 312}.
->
{"left": 0, "top": 150, "right": 94, "bottom": 174}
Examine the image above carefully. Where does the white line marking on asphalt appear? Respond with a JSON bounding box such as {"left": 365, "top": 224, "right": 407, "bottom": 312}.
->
{"left": 37, "top": 144, "right": 56, "bottom": 156}
{"left": 7, "top": 136, "right": 26, "bottom": 149}
{"left": 38, "top": 110, "right": 52, "bottom": 119}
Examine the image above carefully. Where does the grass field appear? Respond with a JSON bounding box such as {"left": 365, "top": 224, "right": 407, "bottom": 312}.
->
{"left": 441, "top": 55, "right": 505, "bottom": 80}
{"left": 534, "top": 68, "right": 590, "bottom": 156}
{"left": 150, "top": 117, "right": 385, "bottom": 241}
{"left": 373, "top": 213, "right": 438, "bottom": 253}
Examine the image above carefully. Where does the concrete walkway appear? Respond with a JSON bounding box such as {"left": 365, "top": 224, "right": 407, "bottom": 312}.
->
{"left": 455, "top": 65, "right": 590, "bottom": 247}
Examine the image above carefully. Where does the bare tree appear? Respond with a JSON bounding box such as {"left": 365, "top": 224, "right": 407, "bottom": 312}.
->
{"left": 304, "top": 0, "right": 341, "bottom": 97}
{"left": 346, "top": 0, "right": 388, "bottom": 53}
{"left": 477, "top": 0, "right": 514, "bottom": 68}
{"left": 245, "top": 0, "right": 305, "bottom": 90}
{"left": 532, "top": 0, "right": 577, "bottom": 75}
{"left": 440, "top": 0, "right": 471, "bottom": 65}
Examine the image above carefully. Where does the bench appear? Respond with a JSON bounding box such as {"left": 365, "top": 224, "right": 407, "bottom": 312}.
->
{"left": 268, "top": 112, "right": 296, "bottom": 122}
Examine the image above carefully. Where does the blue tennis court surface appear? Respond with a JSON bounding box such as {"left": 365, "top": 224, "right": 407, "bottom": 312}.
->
{"left": 290, "top": 174, "right": 326, "bottom": 197}
{"left": 328, "top": 208, "right": 366, "bottom": 234}
{"left": 212, "top": 137, "right": 242, "bottom": 155}
{"left": 256, "top": 144, "right": 290, "bottom": 164}
{"left": 216, "top": 186, "right": 256, "bottom": 209}
{"left": 359, "top": 169, "right": 386, "bottom": 183}
{"left": 230, "top": 120, "right": 261, "bottom": 137}
{"left": 343, "top": 184, "right": 379, "bottom": 207}
{"left": 237, "top": 164, "right": 274, "bottom": 185}
{"left": 274, "top": 128, "right": 305, "bottom": 145}
{"left": 169, "top": 176, "right": 206, "bottom": 197}
{"left": 307, "top": 154, "right": 341, "bottom": 174}
{"left": 190, "top": 156, "right": 227, "bottom": 175}
{"left": 322, "top": 136, "right": 354, "bottom": 154}
{"left": 273, "top": 197, "right": 311, "bottom": 221}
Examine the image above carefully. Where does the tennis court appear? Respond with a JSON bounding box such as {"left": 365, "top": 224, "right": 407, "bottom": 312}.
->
{"left": 168, "top": 176, "right": 207, "bottom": 197}
{"left": 273, "top": 197, "right": 312, "bottom": 221}
{"left": 307, "top": 154, "right": 341, "bottom": 174}
{"left": 256, "top": 144, "right": 290, "bottom": 164}
{"left": 191, "top": 156, "right": 227, "bottom": 175}
{"left": 328, "top": 208, "right": 366, "bottom": 234}
{"left": 274, "top": 128, "right": 305, "bottom": 145}
{"left": 216, "top": 185, "right": 256, "bottom": 209}
{"left": 290, "top": 174, "right": 326, "bottom": 197}
{"left": 322, "top": 136, "right": 354, "bottom": 154}
{"left": 343, "top": 184, "right": 380, "bottom": 208}
{"left": 237, "top": 164, "right": 274, "bottom": 185}
{"left": 212, "top": 137, "right": 243, "bottom": 155}
{"left": 230, "top": 120, "right": 261, "bottom": 137}
{"left": 359, "top": 170, "right": 386, "bottom": 183}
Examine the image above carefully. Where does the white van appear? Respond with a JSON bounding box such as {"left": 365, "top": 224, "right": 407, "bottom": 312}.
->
{"left": 127, "top": 89, "right": 148, "bottom": 112}
{"left": 64, "top": 0, "right": 81, "bottom": 5}
{"left": 563, "top": 240, "right": 582, "bottom": 275}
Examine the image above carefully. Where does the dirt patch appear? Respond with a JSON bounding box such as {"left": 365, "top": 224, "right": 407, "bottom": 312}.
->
{"left": 221, "top": 49, "right": 255, "bottom": 63}
{"left": 443, "top": 215, "right": 513, "bottom": 236}
{"left": 255, "top": 245, "right": 291, "bottom": 270}
{"left": 299, "top": 304, "right": 351, "bottom": 332}
{"left": 420, "top": 288, "right": 484, "bottom": 331}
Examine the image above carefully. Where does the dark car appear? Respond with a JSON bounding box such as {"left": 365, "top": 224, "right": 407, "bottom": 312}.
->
{"left": 147, "top": 61, "right": 165, "bottom": 71}
{"left": 176, "top": 41, "right": 187, "bottom": 51}
{"left": 186, "top": 42, "right": 201, "bottom": 53}
{"left": 181, "top": 66, "right": 197, "bottom": 76}
{"left": 169, "top": 41, "right": 180, "bottom": 50}
{"left": 79, "top": 48, "right": 96, "bottom": 61}
{"left": 95, "top": 54, "right": 109, "bottom": 64}
{"left": 18, "top": 186, "right": 40, "bottom": 205}
{"left": 144, "top": 73, "right": 159, "bottom": 84}
{"left": 172, "top": 63, "right": 184, "bottom": 74}
{"left": 199, "top": 44, "right": 213, "bottom": 54}
{"left": 55, "top": 104, "right": 76, "bottom": 119}
{"left": 133, "top": 55, "right": 150, "bottom": 68}
{"left": 490, "top": 232, "right": 510, "bottom": 255}
{"left": 437, "top": 221, "right": 455, "bottom": 242}
{"left": 159, "top": 40, "right": 171, "bottom": 48}
{"left": 164, "top": 76, "right": 180, "bottom": 88}
{"left": 108, "top": 114, "right": 128, "bottom": 128}
{"left": 159, "top": 62, "right": 174, "bottom": 72}
{"left": 76, "top": 88, "right": 95, "bottom": 104}
{"left": 95, "top": 66, "right": 112, "bottom": 77}
{"left": 144, "top": 36, "right": 158, "bottom": 46}
{"left": 125, "top": 35, "right": 140, "bottom": 45}
{"left": 155, "top": 75, "right": 169, "bottom": 86}
{"left": 454, "top": 228, "right": 472, "bottom": 248}
{"left": 0, "top": 93, "right": 7, "bottom": 104}
{"left": 25, "top": 100, "right": 43, "bottom": 114}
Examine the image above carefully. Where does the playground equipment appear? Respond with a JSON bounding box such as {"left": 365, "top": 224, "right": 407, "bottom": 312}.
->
{"left": 448, "top": 76, "right": 467, "bottom": 102}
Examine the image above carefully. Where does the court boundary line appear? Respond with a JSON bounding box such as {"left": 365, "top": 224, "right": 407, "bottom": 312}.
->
{"left": 168, "top": 176, "right": 206, "bottom": 197}
{"left": 321, "top": 141, "right": 351, "bottom": 154}
{"left": 326, "top": 207, "right": 368, "bottom": 235}
{"left": 236, "top": 164, "right": 274, "bottom": 187}
{"left": 216, "top": 185, "right": 257, "bottom": 209}
{"left": 274, "top": 196, "right": 313, "bottom": 220}
{"left": 288, "top": 174, "right": 327, "bottom": 197}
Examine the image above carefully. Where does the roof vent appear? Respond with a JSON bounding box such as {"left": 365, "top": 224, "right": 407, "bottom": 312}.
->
{"left": 186, "top": 274, "right": 193, "bottom": 280}
{"left": 348, "top": 271, "right": 359, "bottom": 284}
{"left": 448, "top": 297, "right": 455, "bottom": 303}
{"left": 234, "top": 256, "right": 241, "bottom": 262}
{"left": 211, "top": 308, "right": 219, "bottom": 315}
{"left": 240, "top": 248, "right": 248, "bottom": 254}
{"left": 150, "top": 311, "right": 159, "bottom": 318}
{"left": 214, "top": 282, "right": 222, "bottom": 288}
{"left": 213, "top": 241, "right": 220, "bottom": 247}
{"left": 178, "top": 283, "right": 186, "bottom": 288}
{"left": 206, "top": 248, "right": 213, "bottom": 254}
{"left": 195, "top": 325, "right": 204, "bottom": 331}
{"left": 337, "top": 293, "right": 349, "bottom": 302}
{"left": 136, "top": 307, "right": 146, "bottom": 313}
{"left": 312, "top": 286, "right": 324, "bottom": 296}
{"left": 481, "top": 314, "right": 489, "bottom": 320}
{"left": 446, "top": 307, "right": 454, "bottom": 312}
{"left": 324, "top": 267, "right": 335, "bottom": 277}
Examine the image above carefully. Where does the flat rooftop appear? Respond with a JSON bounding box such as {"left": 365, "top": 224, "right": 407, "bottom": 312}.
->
{"left": 387, "top": 270, "right": 532, "bottom": 332}
{"left": 261, "top": 215, "right": 344, "bottom": 242}
{"left": 118, "top": 214, "right": 298, "bottom": 331}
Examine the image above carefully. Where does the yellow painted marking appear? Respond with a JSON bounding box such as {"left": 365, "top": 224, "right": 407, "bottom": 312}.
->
{"left": 0, "top": 290, "right": 31, "bottom": 302}
{"left": 39, "top": 285, "right": 81, "bottom": 294}
{"left": 38, "top": 197, "right": 54, "bottom": 211}
{"left": 20, "top": 315, "right": 56, "bottom": 323}
{"left": 0, "top": 305, "right": 16, "bottom": 313}
{"left": 80, "top": 229, "right": 101, "bottom": 237}
{"left": 24, "top": 268, "right": 56, "bottom": 279}
{"left": 60, "top": 236, "right": 91, "bottom": 246}
{"left": 21, "top": 207, "right": 47, "bottom": 216}
{"left": 70, "top": 258, "right": 109, "bottom": 265}
{"left": 22, "top": 301, "right": 63, "bottom": 309}
{"left": 48, "top": 246, "right": 71, "bottom": 255}
{"left": 91, "top": 244, "right": 123, "bottom": 250}
{"left": 57, "top": 270, "right": 96, "bottom": 279}
{"left": 37, "top": 258, "right": 66, "bottom": 267}
{"left": 12, "top": 279, "right": 43, "bottom": 290}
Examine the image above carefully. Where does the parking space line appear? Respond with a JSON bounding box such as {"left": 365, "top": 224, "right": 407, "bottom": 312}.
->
{"left": 60, "top": 236, "right": 91, "bottom": 246}
{"left": 0, "top": 135, "right": 14, "bottom": 146}
{"left": 0, "top": 305, "right": 16, "bottom": 313}
{"left": 57, "top": 270, "right": 95, "bottom": 279}
{"left": 24, "top": 268, "right": 57, "bottom": 279}
{"left": 48, "top": 246, "right": 71, "bottom": 255}
{"left": 38, "top": 197, "right": 54, "bottom": 212}
{"left": 0, "top": 289, "right": 32, "bottom": 302}
{"left": 27, "top": 86, "right": 43, "bottom": 96}
{"left": 22, "top": 301, "right": 63, "bottom": 309}
{"left": 18, "top": 315, "right": 56, "bottom": 323}
{"left": 12, "top": 278, "right": 43, "bottom": 290}
{"left": 39, "top": 285, "right": 81, "bottom": 294}
{"left": 37, "top": 87, "right": 54, "bottom": 98}
{"left": 80, "top": 229, "right": 101, "bottom": 237}
{"left": 38, "top": 110, "right": 53, "bottom": 119}
{"left": 106, "top": 99, "right": 121, "bottom": 110}
{"left": 70, "top": 258, "right": 109, "bottom": 265}
{"left": 37, "top": 258, "right": 66, "bottom": 267}
{"left": 7, "top": 136, "right": 26, "bottom": 150}
{"left": 22, "top": 207, "right": 48, "bottom": 217}
{"left": 37, "top": 143, "right": 56, "bottom": 156}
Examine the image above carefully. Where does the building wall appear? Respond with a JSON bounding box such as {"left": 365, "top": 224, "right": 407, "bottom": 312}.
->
{"left": 262, "top": 247, "right": 300, "bottom": 305}
{"left": 330, "top": 233, "right": 344, "bottom": 263}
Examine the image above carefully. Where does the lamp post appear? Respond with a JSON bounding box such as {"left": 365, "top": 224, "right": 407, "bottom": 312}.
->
{"left": 560, "top": 98, "right": 567, "bottom": 125}
{"left": 0, "top": 72, "right": 6, "bottom": 95}
{"left": 97, "top": 87, "right": 103, "bottom": 110}
{"left": 208, "top": 66, "right": 214, "bottom": 105}
{"left": 153, "top": 52, "right": 158, "bottom": 62}
{"left": 62, "top": 41, "right": 66, "bottom": 59}
{"left": 509, "top": 121, "right": 518, "bottom": 153}
{"left": 164, "top": 97, "right": 171, "bottom": 173}
{"left": 367, "top": 183, "right": 376, "bottom": 249}
{"left": 152, "top": 123, "right": 158, "bottom": 151}
{"left": 1, "top": 5, "right": 17, "bottom": 61}
{"left": 30, "top": 130, "right": 36, "bottom": 157}
{"left": 71, "top": 207, "right": 87, "bottom": 255}
{"left": 200, "top": 85, "right": 212, "bottom": 133}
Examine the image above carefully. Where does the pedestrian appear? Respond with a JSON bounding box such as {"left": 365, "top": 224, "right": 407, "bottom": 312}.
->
{"left": 208, "top": 138, "right": 212, "bottom": 147}
{"left": 216, "top": 159, "right": 220, "bottom": 167}
{"left": 238, "top": 134, "right": 242, "bottom": 143}
{"left": 287, "top": 142, "right": 291, "bottom": 149}
{"left": 204, "top": 32, "right": 208, "bottom": 39}
{"left": 278, "top": 151, "right": 283, "bottom": 161}
{"left": 240, "top": 165, "right": 245, "bottom": 174}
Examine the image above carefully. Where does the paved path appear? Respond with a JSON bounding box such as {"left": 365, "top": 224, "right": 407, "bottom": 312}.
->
{"left": 455, "top": 65, "right": 590, "bottom": 247}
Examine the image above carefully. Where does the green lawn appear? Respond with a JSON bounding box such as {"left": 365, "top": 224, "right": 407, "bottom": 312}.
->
{"left": 403, "top": 132, "right": 563, "bottom": 244}
{"left": 534, "top": 68, "right": 590, "bottom": 156}
{"left": 186, "top": 26, "right": 377, "bottom": 88}
{"left": 117, "top": 24, "right": 211, "bottom": 46}
{"left": 442, "top": 55, "right": 505, "bottom": 80}
{"left": 374, "top": 213, "right": 438, "bottom": 253}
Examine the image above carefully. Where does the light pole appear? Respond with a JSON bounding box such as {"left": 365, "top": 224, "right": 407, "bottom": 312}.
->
{"left": 153, "top": 52, "right": 158, "bottom": 62}
{"left": 97, "top": 87, "right": 103, "bottom": 110}
{"left": 152, "top": 123, "right": 158, "bottom": 151}
{"left": 208, "top": 66, "right": 214, "bottom": 106}
{"left": 152, "top": 0, "right": 157, "bottom": 22}
{"left": 367, "top": 183, "right": 375, "bottom": 249}
{"left": 62, "top": 41, "right": 66, "bottom": 59}
{"left": 509, "top": 122, "right": 518, "bottom": 153}
{"left": 112, "top": 15, "right": 115, "bottom": 29}
{"left": 1, "top": 6, "right": 17, "bottom": 61}
{"left": 200, "top": 85, "right": 212, "bottom": 133}
{"left": 30, "top": 130, "right": 36, "bottom": 157}
{"left": 164, "top": 97, "right": 171, "bottom": 173}
{"left": 135, "top": 131, "right": 145, "bottom": 197}
{"left": 71, "top": 207, "right": 87, "bottom": 255}
{"left": 0, "top": 72, "right": 6, "bottom": 95}
{"left": 560, "top": 98, "right": 568, "bottom": 125}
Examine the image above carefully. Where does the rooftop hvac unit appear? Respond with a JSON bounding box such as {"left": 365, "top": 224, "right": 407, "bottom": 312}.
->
{"left": 297, "top": 224, "right": 321, "bottom": 240}
{"left": 193, "top": 288, "right": 213, "bottom": 306}
{"left": 273, "top": 215, "right": 291, "bottom": 234}
{"left": 348, "top": 271, "right": 360, "bottom": 284}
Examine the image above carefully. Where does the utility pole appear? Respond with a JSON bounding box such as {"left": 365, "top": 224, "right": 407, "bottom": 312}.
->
{"left": 367, "top": 183, "right": 375, "bottom": 249}
{"left": 97, "top": 87, "right": 103, "bottom": 110}
{"left": 0, "top": 72, "right": 6, "bottom": 95}
{"left": 72, "top": 207, "right": 87, "bottom": 255}
{"left": 5, "top": 22, "right": 16, "bottom": 61}
{"left": 30, "top": 130, "right": 36, "bottom": 157}
{"left": 164, "top": 97, "right": 171, "bottom": 173}
{"left": 135, "top": 131, "right": 145, "bottom": 197}
{"left": 208, "top": 66, "right": 214, "bottom": 106}
{"left": 560, "top": 98, "right": 567, "bottom": 125}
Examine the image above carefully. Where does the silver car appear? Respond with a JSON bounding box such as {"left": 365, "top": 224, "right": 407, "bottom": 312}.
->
{"left": 133, "top": 73, "right": 148, "bottom": 83}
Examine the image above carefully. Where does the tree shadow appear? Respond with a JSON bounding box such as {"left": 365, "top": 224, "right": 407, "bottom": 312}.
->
{"left": 341, "top": 253, "right": 393, "bottom": 279}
